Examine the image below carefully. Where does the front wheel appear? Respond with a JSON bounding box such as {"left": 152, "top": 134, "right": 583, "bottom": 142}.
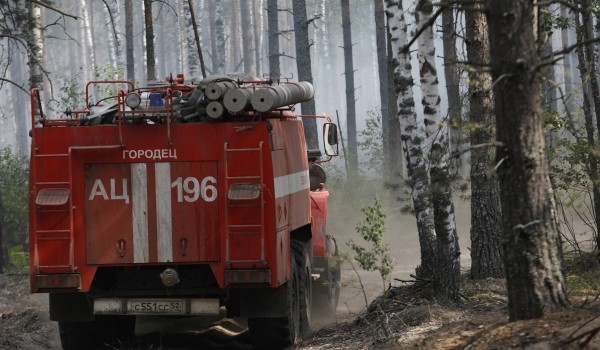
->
{"left": 313, "top": 236, "right": 340, "bottom": 320}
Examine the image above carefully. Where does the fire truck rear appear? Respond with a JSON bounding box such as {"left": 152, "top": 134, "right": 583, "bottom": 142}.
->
{"left": 28, "top": 74, "right": 340, "bottom": 349}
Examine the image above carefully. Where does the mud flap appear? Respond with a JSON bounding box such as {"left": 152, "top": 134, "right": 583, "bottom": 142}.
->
{"left": 238, "top": 286, "right": 288, "bottom": 318}
{"left": 49, "top": 293, "right": 94, "bottom": 322}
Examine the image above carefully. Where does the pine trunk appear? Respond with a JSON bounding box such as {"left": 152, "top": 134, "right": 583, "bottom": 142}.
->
{"left": 267, "top": 0, "right": 280, "bottom": 77}
{"left": 125, "top": 0, "right": 135, "bottom": 81}
{"left": 374, "top": 0, "right": 389, "bottom": 169}
{"left": 442, "top": 6, "right": 466, "bottom": 177}
{"left": 0, "top": 189, "right": 5, "bottom": 273}
{"left": 242, "top": 0, "right": 256, "bottom": 74}
{"left": 292, "top": 0, "right": 317, "bottom": 149}
{"left": 486, "top": 0, "right": 569, "bottom": 321}
{"left": 465, "top": 2, "right": 504, "bottom": 279}
{"left": 341, "top": 0, "right": 358, "bottom": 180}
{"left": 386, "top": 0, "right": 437, "bottom": 280}
{"left": 144, "top": 0, "right": 156, "bottom": 81}
{"left": 580, "top": 1, "right": 600, "bottom": 249}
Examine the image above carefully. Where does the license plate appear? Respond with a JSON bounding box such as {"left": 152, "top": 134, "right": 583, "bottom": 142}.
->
{"left": 127, "top": 300, "right": 185, "bottom": 314}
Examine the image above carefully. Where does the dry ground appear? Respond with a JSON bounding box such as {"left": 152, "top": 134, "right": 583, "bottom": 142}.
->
{"left": 299, "top": 277, "right": 600, "bottom": 350}
{"left": 4, "top": 272, "right": 600, "bottom": 350}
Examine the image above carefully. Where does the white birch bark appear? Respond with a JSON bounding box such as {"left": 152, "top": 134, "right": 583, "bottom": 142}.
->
{"left": 415, "top": 0, "right": 460, "bottom": 301}
{"left": 80, "top": 0, "right": 96, "bottom": 80}
{"left": 215, "top": 0, "right": 226, "bottom": 73}
{"left": 102, "top": 1, "right": 117, "bottom": 68}
{"left": 386, "top": 0, "right": 436, "bottom": 279}
{"left": 178, "top": 0, "right": 189, "bottom": 76}
{"left": 183, "top": 1, "right": 200, "bottom": 78}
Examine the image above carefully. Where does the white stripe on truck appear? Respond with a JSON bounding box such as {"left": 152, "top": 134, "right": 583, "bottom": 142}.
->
{"left": 132, "top": 163, "right": 149, "bottom": 263}
{"left": 155, "top": 163, "right": 173, "bottom": 262}
{"left": 274, "top": 170, "right": 309, "bottom": 199}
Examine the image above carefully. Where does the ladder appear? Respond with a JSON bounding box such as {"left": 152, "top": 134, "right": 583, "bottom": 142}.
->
{"left": 223, "top": 141, "right": 266, "bottom": 267}
{"left": 32, "top": 152, "right": 75, "bottom": 273}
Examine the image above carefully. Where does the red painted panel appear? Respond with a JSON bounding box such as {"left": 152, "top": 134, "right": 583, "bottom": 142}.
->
{"left": 85, "top": 164, "right": 134, "bottom": 264}
{"left": 170, "top": 162, "right": 220, "bottom": 262}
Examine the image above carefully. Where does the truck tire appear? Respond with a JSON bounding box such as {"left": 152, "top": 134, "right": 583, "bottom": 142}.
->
{"left": 248, "top": 252, "right": 300, "bottom": 349}
{"left": 293, "top": 239, "right": 312, "bottom": 336}
{"left": 58, "top": 315, "right": 135, "bottom": 350}
{"left": 313, "top": 238, "right": 340, "bottom": 320}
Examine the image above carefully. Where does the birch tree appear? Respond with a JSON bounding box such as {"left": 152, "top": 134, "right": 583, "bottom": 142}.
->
{"left": 465, "top": 1, "right": 503, "bottom": 279}
{"left": 215, "top": 0, "right": 226, "bottom": 73}
{"left": 485, "top": 0, "right": 569, "bottom": 320}
{"left": 184, "top": 0, "right": 199, "bottom": 78}
{"left": 385, "top": 0, "right": 437, "bottom": 280}
{"left": 416, "top": 0, "right": 460, "bottom": 301}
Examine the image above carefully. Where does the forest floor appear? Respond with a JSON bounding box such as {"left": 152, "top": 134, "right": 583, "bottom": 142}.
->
{"left": 3, "top": 265, "right": 600, "bottom": 350}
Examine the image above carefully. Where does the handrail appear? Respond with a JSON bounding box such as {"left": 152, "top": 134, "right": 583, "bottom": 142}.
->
{"left": 85, "top": 80, "right": 134, "bottom": 107}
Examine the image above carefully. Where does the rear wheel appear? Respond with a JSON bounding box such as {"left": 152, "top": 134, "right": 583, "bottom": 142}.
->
{"left": 58, "top": 315, "right": 135, "bottom": 350}
{"left": 248, "top": 244, "right": 300, "bottom": 349}
{"left": 293, "top": 240, "right": 312, "bottom": 337}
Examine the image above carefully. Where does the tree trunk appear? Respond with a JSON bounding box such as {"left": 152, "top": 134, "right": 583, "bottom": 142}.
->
{"left": 267, "top": 0, "right": 280, "bottom": 77}
{"left": 253, "top": 0, "right": 263, "bottom": 76}
{"left": 215, "top": 0, "right": 226, "bottom": 73}
{"left": 0, "top": 189, "right": 6, "bottom": 273}
{"left": 580, "top": 0, "right": 600, "bottom": 249}
{"left": 386, "top": 0, "right": 437, "bottom": 280}
{"left": 125, "top": 0, "right": 135, "bottom": 81}
{"left": 560, "top": 5, "right": 573, "bottom": 100}
{"left": 485, "top": 0, "right": 569, "bottom": 321}
{"left": 465, "top": 1, "right": 504, "bottom": 279}
{"left": 188, "top": 0, "right": 207, "bottom": 78}
{"left": 374, "top": 0, "right": 389, "bottom": 170}
{"left": 292, "top": 0, "right": 318, "bottom": 150}
{"left": 341, "top": 0, "right": 358, "bottom": 180}
{"left": 442, "top": 5, "right": 467, "bottom": 177}
{"left": 28, "top": 1, "right": 43, "bottom": 89}
{"left": 416, "top": 0, "right": 460, "bottom": 302}
{"left": 184, "top": 0, "right": 199, "bottom": 78}
{"left": 231, "top": 0, "right": 242, "bottom": 71}
{"left": 242, "top": 0, "right": 256, "bottom": 74}
{"left": 144, "top": 0, "right": 156, "bottom": 81}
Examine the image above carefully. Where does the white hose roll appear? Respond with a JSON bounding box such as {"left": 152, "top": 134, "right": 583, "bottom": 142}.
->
{"left": 223, "top": 88, "right": 253, "bottom": 113}
{"left": 206, "top": 101, "right": 225, "bottom": 119}
{"left": 251, "top": 82, "right": 315, "bottom": 112}
{"left": 205, "top": 81, "right": 237, "bottom": 100}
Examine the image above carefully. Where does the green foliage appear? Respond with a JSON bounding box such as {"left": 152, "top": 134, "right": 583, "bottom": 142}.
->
{"left": 5, "top": 245, "right": 29, "bottom": 275}
{"left": 357, "top": 110, "right": 385, "bottom": 177}
{"left": 539, "top": 8, "right": 571, "bottom": 34}
{"left": 347, "top": 198, "right": 394, "bottom": 290}
{"left": 0, "top": 147, "right": 29, "bottom": 247}
{"left": 55, "top": 70, "right": 85, "bottom": 112}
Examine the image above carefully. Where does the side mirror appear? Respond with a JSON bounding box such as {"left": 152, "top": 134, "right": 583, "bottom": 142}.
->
{"left": 323, "top": 123, "right": 339, "bottom": 156}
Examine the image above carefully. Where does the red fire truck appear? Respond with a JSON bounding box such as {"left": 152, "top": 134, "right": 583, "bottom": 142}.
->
{"left": 28, "top": 74, "right": 340, "bottom": 349}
